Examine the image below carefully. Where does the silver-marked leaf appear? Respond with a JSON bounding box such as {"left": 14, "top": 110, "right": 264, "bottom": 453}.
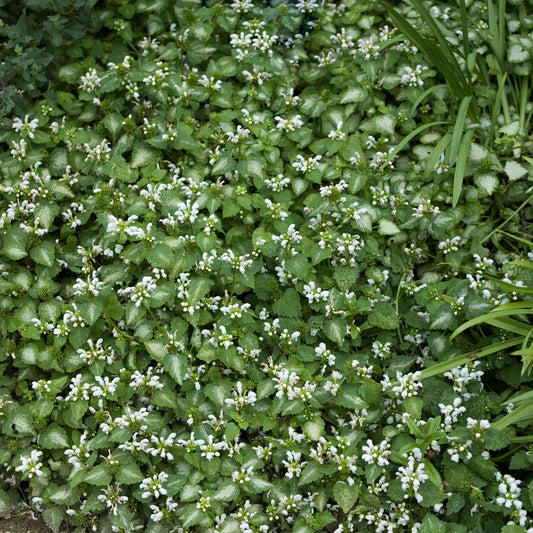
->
{"left": 164, "top": 353, "right": 188, "bottom": 385}
{"left": 40, "top": 423, "right": 69, "bottom": 449}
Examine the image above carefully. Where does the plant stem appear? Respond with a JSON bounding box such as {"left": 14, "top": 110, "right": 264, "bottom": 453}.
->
{"left": 480, "top": 191, "right": 533, "bottom": 244}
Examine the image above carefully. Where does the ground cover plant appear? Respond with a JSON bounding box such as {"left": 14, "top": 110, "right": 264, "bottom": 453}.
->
{"left": 1, "top": 0, "right": 533, "bottom": 531}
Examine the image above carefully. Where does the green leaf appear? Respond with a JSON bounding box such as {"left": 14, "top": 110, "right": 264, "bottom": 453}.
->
{"left": 448, "top": 96, "right": 472, "bottom": 167}
{"left": 340, "top": 87, "right": 367, "bottom": 103}
{"left": 42, "top": 505, "right": 65, "bottom": 533}
{"left": 247, "top": 476, "right": 274, "bottom": 494}
{"left": 323, "top": 319, "right": 345, "bottom": 345}
{"left": 48, "top": 487, "right": 77, "bottom": 505}
{"left": 30, "top": 241, "right": 55, "bottom": 267}
{"left": 447, "top": 492, "right": 465, "bottom": 514}
{"left": 485, "top": 427, "right": 513, "bottom": 450}
{"left": 307, "top": 243, "right": 332, "bottom": 265}
{"left": 39, "top": 301, "right": 62, "bottom": 323}
{"left": 39, "top": 423, "right": 69, "bottom": 449}
{"left": 213, "top": 481, "right": 240, "bottom": 501}
{"left": 333, "top": 481, "right": 359, "bottom": 513}
{"left": 181, "top": 506, "right": 208, "bottom": 528}
{"left": 144, "top": 340, "right": 166, "bottom": 359}
{"left": 474, "top": 173, "right": 499, "bottom": 195}
{"left": 146, "top": 244, "right": 174, "bottom": 269}
{"left": 378, "top": 219, "right": 401, "bottom": 235}
{"left": 212, "top": 151, "right": 236, "bottom": 175}
{"left": 188, "top": 277, "right": 214, "bottom": 304}
{"left": 238, "top": 156, "right": 265, "bottom": 185}
{"left": 31, "top": 398, "right": 54, "bottom": 419}
{"left": 368, "top": 302, "right": 398, "bottom": 330}
{"left": 131, "top": 142, "right": 159, "bottom": 168}
{"left": 3, "top": 227, "right": 28, "bottom": 260}
{"left": 302, "top": 418, "right": 324, "bottom": 441}
{"left": 423, "top": 458, "right": 442, "bottom": 488}
{"left": 102, "top": 112, "right": 123, "bottom": 139}
{"left": 79, "top": 301, "right": 103, "bottom": 326}
{"left": 115, "top": 463, "right": 144, "bottom": 484}
{"left": 164, "top": 353, "right": 188, "bottom": 385}
{"left": 420, "top": 513, "right": 446, "bottom": 533}
{"left": 333, "top": 267, "right": 359, "bottom": 291}
{"left": 153, "top": 388, "right": 178, "bottom": 409}
{"left": 84, "top": 463, "right": 112, "bottom": 486}
{"left": 273, "top": 288, "right": 302, "bottom": 317}
{"left": 336, "top": 385, "right": 368, "bottom": 410}
{"left": 256, "top": 378, "right": 275, "bottom": 400}
{"left": 285, "top": 255, "right": 309, "bottom": 278}
{"left": 150, "top": 281, "right": 175, "bottom": 307}
{"left": 13, "top": 411, "right": 35, "bottom": 435}
{"left": 452, "top": 128, "right": 476, "bottom": 207}
{"left": 126, "top": 301, "right": 146, "bottom": 326}
{"left": 20, "top": 344, "right": 38, "bottom": 365}
{"left": 69, "top": 400, "right": 88, "bottom": 423}
{"left": 298, "top": 463, "right": 324, "bottom": 486}
{"left": 205, "top": 382, "right": 232, "bottom": 407}
{"left": 504, "top": 161, "right": 528, "bottom": 181}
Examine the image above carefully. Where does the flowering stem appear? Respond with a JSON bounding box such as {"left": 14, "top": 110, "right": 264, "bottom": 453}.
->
{"left": 148, "top": 308, "right": 163, "bottom": 333}
{"left": 396, "top": 274, "right": 405, "bottom": 343}
{"left": 104, "top": 314, "right": 133, "bottom": 340}
{"left": 481, "top": 191, "right": 533, "bottom": 245}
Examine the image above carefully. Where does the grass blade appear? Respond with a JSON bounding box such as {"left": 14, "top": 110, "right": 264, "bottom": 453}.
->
{"left": 459, "top": 0, "right": 470, "bottom": 68}
{"left": 489, "top": 73, "right": 508, "bottom": 146}
{"left": 487, "top": 0, "right": 504, "bottom": 67}
{"left": 520, "top": 77, "right": 529, "bottom": 136}
{"left": 492, "top": 402, "right": 533, "bottom": 431}
{"left": 382, "top": 121, "right": 450, "bottom": 166}
{"left": 452, "top": 127, "right": 475, "bottom": 207}
{"left": 407, "top": 0, "right": 471, "bottom": 95}
{"left": 503, "top": 389, "right": 533, "bottom": 405}
{"left": 497, "top": 301, "right": 533, "bottom": 310}
{"left": 424, "top": 133, "right": 452, "bottom": 178}
{"left": 448, "top": 96, "right": 472, "bottom": 167}
{"left": 451, "top": 309, "right": 533, "bottom": 340}
{"left": 380, "top": 2, "right": 468, "bottom": 100}
{"left": 484, "top": 317, "right": 531, "bottom": 336}
{"left": 496, "top": 230, "right": 533, "bottom": 248}
{"left": 419, "top": 338, "right": 522, "bottom": 380}
{"left": 409, "top": 84, "right": 447, "bottom": 118}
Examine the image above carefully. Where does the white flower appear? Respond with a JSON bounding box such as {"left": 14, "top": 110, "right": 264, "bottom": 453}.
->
{"left": 97, "top": 485, "right": 129, "bottom": 516}
{"left": 15, "top": 450, "right": 43, "bottom": 478}
{"left": 139, "top": 472, "right": 169, "bottom": 499}
{"left": 91, "top": 376, "right": 120, "bottom": 398}
{"left": 495, "top": 472, "right": 522, "bottom": 512}
{"left": 274, "top": 115, "right": 304, "bottom": 132}
{"left": 12, "top": 115, "right": 39, "bottom": 138}
{"left": 401, "top": 65, "right": 428, "bottom": 87}
{"left": 231, "top": 0, "right": 253, "bottom": 13}
{"left": 292, "top": 154, "right": 322, "bottom": 173}
{"left": 295, "top": 0, "right": 320, "bottom": 13}
{"left": 225, "top": 381, "right": 257, "bottom": 411}
{"left": 282, "top": 451, "right": 307, "bottom": 479}
{"left": 64, "top": 433, "right": 90, "bottom": 469}
{"left": 220, "top": 249, "right": 253, "bottom": 274}
{"left": 147, "top": 433, "right": 176, "bottom": 461}
{"left": 199, "top": 435, "right": 228, "bottom": 460}
{"left": 396, "top": 455, "right": 428, "bottom": 503}
{"left": 361, "top": 439, "right": 391, "bottom": 466}
{"left": 328, "top": 121, "right": 346, "bottom": 140}
{"left": 303, "top": 281, "right": 330, "bottom": 303}
{"left": 80, "top": 68, "right": 102, "bottom": 93}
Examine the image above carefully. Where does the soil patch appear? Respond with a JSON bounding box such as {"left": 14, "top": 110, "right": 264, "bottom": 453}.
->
{"left": 0, "top": 515, "right": 70, "bottom": 533}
